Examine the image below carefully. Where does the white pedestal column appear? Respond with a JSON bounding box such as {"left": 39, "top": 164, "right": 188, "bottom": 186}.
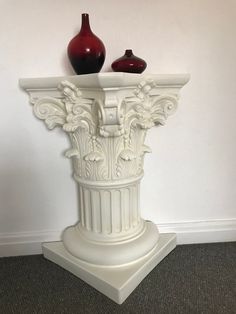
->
{"left": 63, "top": 175, "right": 160, "bottom": 267}
{"left": 19, "top": 73, "right": 189, "bottom": 304}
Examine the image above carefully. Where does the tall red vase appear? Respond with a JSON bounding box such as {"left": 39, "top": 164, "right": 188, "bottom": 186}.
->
{"left": 67, "top": 13, "right": 106, "bottom": 75}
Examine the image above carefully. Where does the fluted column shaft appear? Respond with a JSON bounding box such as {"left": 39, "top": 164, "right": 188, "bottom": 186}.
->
{"left": 76, "top": 176, "right": 142, "bottom": 241}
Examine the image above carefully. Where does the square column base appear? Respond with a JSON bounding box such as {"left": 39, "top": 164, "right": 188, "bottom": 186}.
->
{"left": 42, "top": 233, "right": 176, "bottom": 304}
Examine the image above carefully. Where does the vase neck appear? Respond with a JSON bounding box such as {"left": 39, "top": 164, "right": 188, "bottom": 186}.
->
{"left": 125, "top": 50, "right": 133, "bottom": 57}
{"left": 80, "top": 13, "right": 92, "bottom": 34}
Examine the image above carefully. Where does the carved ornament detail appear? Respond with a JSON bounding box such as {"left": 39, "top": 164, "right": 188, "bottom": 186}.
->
{"left": 31, "top": 79, "right": 179, "bottom": 181}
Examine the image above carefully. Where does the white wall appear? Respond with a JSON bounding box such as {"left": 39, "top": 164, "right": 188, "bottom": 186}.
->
{"left": 0, "top": 0, "right": 236, "bottom": 255}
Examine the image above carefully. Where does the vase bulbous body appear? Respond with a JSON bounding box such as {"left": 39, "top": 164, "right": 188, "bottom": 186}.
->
{"left": 67, "top": 13, "right": 106, "bottom": 75}
{"left": 111, "top": 49, "right": 147, "bottom": 74}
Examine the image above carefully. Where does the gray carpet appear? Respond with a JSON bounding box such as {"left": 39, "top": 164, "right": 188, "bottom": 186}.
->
{"left": 0, "top": 242, "right": 235, "bottom": 314}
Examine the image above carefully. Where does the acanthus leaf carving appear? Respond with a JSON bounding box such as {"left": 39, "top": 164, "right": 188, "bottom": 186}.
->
{"left": 33, "top": 80, "right": 95, "bottom": 134}
{"left": 33, "top": 97, "right": 67, "bottom": 130}
{"left": 84, "top": 152, "right": 104, "bottom": 162}
{"left": 119, "top": 149, "right": 136, "bottom": 161}
{"left": 59, "top": 80, "right": 82, "bottom": 103}
{"left": 31, "top": 78, "right": 180, "bottom": 182}
{"left": 151, "top": 95, "right": 178, "bottom": 126}
{"left": 124, "top": 80, "right": 179, "bottom": 131}
{"left": 141, "top": 145, "right": 152, "bottom": 155}
{"left": 65, "top": 149, "right": 80, "bottom": 158}
{"left": 60, "top": 82, "right": 95, "bottom": 134}
{"left": 133, "top": 79, "right": 156, "bottom": 100}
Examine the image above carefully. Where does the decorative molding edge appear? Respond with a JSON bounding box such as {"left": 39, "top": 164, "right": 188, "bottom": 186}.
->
{"left": 0, "top": 219, "right": 235, "bottom": 257}
{"left": 158, "top": 219, "right": 236, "bottom": 244}
{"left": 0, "top": 230, "right": 61, "bottom": 257}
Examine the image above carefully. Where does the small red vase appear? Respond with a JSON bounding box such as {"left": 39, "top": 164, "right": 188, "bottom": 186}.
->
{"left": 67, "top": 13, "right": 106, "bottom": 75}
{"left": 111, "top": 50, "right": 147, "bottom": 74}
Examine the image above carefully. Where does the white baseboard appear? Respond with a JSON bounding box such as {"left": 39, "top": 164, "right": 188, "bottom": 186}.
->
{"left": 0, "top": 219, "right": 235, "bottom": 257}
{"left": 0, "top": 230, "right": 61, "bottom": 257}
{"left": 158, "top": 219, "right": 236, "bottom": 244}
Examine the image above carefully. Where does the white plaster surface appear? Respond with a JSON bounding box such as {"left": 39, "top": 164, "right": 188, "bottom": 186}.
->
{"left": 43, "top": 233, "right": 176, "bottom": 304}
{"left": 19, "top": 72, "right": 187, "bottom": 272}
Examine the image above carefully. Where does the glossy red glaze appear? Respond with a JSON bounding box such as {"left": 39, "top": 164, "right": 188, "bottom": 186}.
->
{"left": 67, "top": 13, "right": 106, "bottom": 75}
{"left": 111, "top": 50, "right": 147, "bottom": 74}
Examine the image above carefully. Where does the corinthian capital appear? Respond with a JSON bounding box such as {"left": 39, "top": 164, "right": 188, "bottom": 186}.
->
{"left": 20, "top": 73, "right": 189, "bottom": 181}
